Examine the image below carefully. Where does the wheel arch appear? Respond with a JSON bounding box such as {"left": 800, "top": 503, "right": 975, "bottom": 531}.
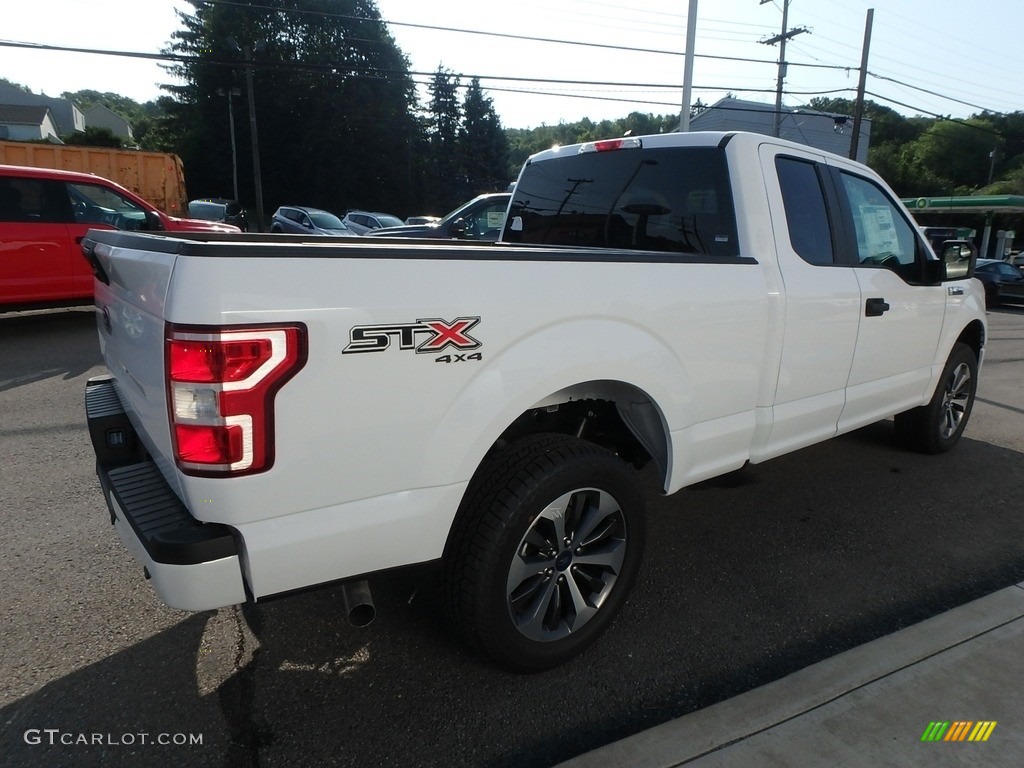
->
{"left": 956, "top": 319, "right": 985, "bottom": 360}
{"left": 495, "top": 379, "right": 670, "bottom": 479}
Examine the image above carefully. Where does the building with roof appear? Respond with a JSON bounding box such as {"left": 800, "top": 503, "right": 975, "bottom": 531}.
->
{"left": 0, "top": 81, "right": 84, "bottom": 137}
{"left": 685, "top": 96, "right": 871, "bottom": 164}
{"left": 0, "top": 105, "right": 61, "bottom": 142}
{"left": 83, "top": 104, "right": 134, "bottom": 142}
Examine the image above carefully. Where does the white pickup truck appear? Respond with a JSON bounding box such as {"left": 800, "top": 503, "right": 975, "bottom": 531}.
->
{"left": 84, "top": 131, "right": 986, "bottom": 672}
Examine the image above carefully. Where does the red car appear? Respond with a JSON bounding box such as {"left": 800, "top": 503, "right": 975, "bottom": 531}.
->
{"left": 1, "top": 164, "right": 239, "bottom": 311}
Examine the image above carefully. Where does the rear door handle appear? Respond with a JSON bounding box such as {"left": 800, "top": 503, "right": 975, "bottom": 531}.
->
{"left": 865, "top": 298, "right": 890, "bottom": 317}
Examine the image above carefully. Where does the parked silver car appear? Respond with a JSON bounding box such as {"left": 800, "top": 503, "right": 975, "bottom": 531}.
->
{"left": 270, "top": 206, "right": 353, "bottom": 236}
{"left": 341, "top": 210, "right": 404, "bottom": 235}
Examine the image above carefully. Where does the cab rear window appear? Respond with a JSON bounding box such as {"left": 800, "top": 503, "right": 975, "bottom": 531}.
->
{"left": 504, "top": 146, "right": 738, "bottom": 257}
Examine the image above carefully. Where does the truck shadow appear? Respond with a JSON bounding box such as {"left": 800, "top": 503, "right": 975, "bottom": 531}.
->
{"left": 0, "top": 308, "right": 100, "bottom": 393}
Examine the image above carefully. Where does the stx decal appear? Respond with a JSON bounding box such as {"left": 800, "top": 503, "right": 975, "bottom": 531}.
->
{"left": 343, "top": 317, "right": 481, "bottom": 354}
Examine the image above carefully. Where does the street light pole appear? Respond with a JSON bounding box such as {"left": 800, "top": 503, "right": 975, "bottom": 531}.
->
{"left": 217, "top": 87, "right": 242, "bottom": 201}
{"left": 228, "top": 38, "right": 266, "bottom": 232}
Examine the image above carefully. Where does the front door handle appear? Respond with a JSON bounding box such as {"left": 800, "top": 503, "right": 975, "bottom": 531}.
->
{"left": 865, "top": 297, "right": 890, "bottom": 317}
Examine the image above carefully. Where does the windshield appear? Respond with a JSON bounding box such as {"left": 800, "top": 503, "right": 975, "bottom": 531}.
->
{"left": 376, "top": 214, "right": 404, "bottom": 228}
{"left": 188, "top": 202, "right": 225, "bottom": 220}
{"left": 309, "top": 211, "right": 345, "bottom": 229}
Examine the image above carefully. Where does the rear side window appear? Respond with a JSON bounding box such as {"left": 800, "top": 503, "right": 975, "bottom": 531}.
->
{"left": 505, "top": 146, "right": 739, "bottom": 257}
{"left": 0, "top": 176, "right": 69, "bottom": 223}
{"left": 776, "top": 157, "right": 835, "bottom": 265}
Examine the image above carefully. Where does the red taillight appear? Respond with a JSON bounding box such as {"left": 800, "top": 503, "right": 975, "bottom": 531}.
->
{"left": 169, "top": 337, "right": 275, "bottom": 383}
{"left": 166, "top": 324, "right": 307, "bottom": 475}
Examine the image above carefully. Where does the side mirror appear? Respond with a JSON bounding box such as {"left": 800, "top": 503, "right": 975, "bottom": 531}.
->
{"left": 450, "top": 217, "right": 468, "bottom": 237}
{"left": 940, "top": 239, "right": 976, "bottom": 280}
{"left": 143, "top": 210, "right": 165, "bottom": 231}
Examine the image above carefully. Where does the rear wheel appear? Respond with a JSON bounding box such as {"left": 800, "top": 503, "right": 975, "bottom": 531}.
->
{"left": 894, "top": 342, "right": 977, "bottom": 454}
{"left": 443, "top": 434, "right": 646, "bottom": 672}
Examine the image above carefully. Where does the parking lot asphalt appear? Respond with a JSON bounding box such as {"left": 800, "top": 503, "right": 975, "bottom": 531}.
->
{"left": 1, "top": 305, "right": 1023, "bottom": 768}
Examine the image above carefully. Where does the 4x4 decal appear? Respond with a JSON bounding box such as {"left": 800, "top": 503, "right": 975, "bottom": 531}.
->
{"left": 343, "top": 317, "right": 481, "bottom": 354}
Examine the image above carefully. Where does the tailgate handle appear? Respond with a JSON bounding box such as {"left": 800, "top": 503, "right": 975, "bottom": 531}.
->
{"left": 80, "top": 237, "right": 110, "bottom": 286}
{"left": 865, "top": 297, "right": 890, "bottom": 317}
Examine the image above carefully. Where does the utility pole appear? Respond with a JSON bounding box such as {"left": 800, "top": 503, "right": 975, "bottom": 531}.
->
{"left": 679, "top": 0, "right": 699, "bottom": 131}
{"left": 228, "top": 37, "right": 266, "bottom": 232}
{"left": 217, "top": 87, "right": 242, "bottom": 201}
{"left": 849, "top": 9, "right": 874, "bottom": 161}
{"left": 760, "top": 0, "right": 808, "bottom": 138}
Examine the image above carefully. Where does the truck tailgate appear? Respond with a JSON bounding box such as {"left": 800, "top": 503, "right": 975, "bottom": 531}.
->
{"left": 85, "top": 232, "right": 181, "bottom": 492}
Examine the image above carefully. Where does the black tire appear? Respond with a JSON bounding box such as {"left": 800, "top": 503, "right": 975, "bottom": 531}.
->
{"left": 443, "top": 434, "right": 646, "bottom": 672}
{"left": 984, "top": 284, "right": 998, "bottom": 309}
{"left": 894, "top": 342, "right": 978, "bottom": 454}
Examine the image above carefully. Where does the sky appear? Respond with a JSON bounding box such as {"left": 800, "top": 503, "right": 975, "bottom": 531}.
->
{"left": 1, "top": 0, "right": 1021, "bottom": 130}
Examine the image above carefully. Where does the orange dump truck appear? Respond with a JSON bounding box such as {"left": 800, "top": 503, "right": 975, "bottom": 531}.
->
{"left": 0, "top": 140, "right": 188, "bottom": 216}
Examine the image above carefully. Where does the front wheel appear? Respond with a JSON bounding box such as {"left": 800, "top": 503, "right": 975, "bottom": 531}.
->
{"left": 894, "top": 342, "right": 978, "bottom": 454}
{"left": 443, "top": 434, "right": 646, "bottom": 672}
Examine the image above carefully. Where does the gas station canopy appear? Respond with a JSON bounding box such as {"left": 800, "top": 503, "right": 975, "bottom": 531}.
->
{"left": 900, "top": 195, "right": 1024, "bottom": 258}
{"left": 901, "top": 195, "right": 1024, "bottom": 214}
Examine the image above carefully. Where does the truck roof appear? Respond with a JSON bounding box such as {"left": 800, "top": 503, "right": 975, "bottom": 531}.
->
{"left": 523, "top": 130, "right": 860, "bottom": 168}
{"left": 0, "top": 163, "right": 111, "bottom": 183}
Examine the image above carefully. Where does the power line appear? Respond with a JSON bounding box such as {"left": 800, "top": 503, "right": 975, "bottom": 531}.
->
{"left": 3, "top": 5, "right": 1015, "bottom": 127}
{"left": 0, "top": 39, "right": 832, "bottom": 96}
{"left": 867, "top": 72, "right": 1009, "bottom": 117}
{"left": 863, "top": 91, "right": 1002, "bottom": 136}
{"left": 192, "top": 0, "right": 847, "bottom": 71}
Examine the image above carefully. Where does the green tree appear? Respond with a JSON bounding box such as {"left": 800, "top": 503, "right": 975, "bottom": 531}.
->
{"left": 62, "top": 126, "right": 123, "bottom": 148}
{"left": 160, "top": 0, "right": 422, "bottom": 223}
{"left": 910, "top": 118, "right": 999, "bottom": 194}
{"left": 426, "top": 66, "right": 462, "bottom": 211}
{"left": 457, "top": 78, "right": 509, "bottom": 196}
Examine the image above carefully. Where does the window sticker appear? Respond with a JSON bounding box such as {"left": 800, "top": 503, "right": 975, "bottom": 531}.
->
{"left": 859, "top": 204, "right": 900, "bottom": 257}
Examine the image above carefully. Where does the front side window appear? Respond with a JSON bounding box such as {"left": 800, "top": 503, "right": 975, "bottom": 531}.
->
{"left": 839, "top": 173, "right": 918, "bottom": 270}
{"left": 506, "top": 146, "right": 739, "bottom": 257}
{"left": 68, "top": 182, "right": 147, "bottom": 230}
{"left": 458, "top": 201, "right": 508, "bottom": 239}
{"left": 776, "top": 157, "right": 835, "bottom": 265}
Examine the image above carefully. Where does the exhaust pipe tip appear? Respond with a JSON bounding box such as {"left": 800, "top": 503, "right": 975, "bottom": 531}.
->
{"left": 342, "top": 579, "right": 375, "bottom": 627}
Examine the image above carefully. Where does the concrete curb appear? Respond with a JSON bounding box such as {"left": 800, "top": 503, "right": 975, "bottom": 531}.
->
{"left": 556, "top": 583, "right": 1024, "bottom": 767}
